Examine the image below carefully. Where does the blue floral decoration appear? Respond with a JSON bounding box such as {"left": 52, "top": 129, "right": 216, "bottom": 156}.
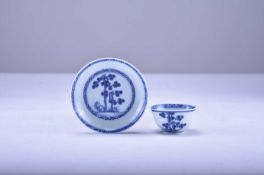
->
{"left": 159, "top": 112, "right": 186, "bottom": 132}
{"left": 92, "top": 73, "right": 125, "bottom": 113}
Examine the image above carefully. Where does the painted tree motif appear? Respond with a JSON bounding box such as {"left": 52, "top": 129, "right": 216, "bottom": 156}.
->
{"left": 159, "top": 112, "right": 186, "bottom": 132}
{"left": 92, "top": 73, "right": 125, "bottom": 113}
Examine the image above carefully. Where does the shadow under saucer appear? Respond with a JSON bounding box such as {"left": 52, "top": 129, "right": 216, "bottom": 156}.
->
{"left": 75, "top": 128, "right": 203, "bottom": 137}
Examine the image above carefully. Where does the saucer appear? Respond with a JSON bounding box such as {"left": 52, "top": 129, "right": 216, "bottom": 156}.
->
{"left": 71, "top": 58, "right": 148, "bottom": 133}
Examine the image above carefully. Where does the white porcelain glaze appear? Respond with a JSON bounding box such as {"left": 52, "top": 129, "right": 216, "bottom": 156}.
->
{"left": 151, "top": 104, "right": 196, "bottom": 133}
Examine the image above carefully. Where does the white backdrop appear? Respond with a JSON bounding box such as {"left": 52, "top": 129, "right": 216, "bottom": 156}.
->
{"left": 0, "top": 0, "right": 264, "bottom": 73}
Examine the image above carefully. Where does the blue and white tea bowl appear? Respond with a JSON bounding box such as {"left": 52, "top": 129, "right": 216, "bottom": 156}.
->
{"left": 151, "top": 104, "right": 196, "bottom": 133}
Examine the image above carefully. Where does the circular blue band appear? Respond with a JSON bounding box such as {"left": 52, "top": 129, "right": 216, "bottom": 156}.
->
{"left": 83, "top": 69, "right": 135, "bottom": 120}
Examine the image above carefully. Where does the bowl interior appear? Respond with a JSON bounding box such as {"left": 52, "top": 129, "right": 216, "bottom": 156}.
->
{"left": 151, "top": 104, "right": 195, "bottom": 112}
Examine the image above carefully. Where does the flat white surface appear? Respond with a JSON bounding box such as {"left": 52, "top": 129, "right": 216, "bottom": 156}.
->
{"left": 1, "top": 74, "right": 264, "bottom": 175}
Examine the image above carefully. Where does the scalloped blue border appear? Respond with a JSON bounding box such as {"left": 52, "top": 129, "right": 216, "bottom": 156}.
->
{"left": 151, "top": 104, "right": 196, "bottom": 113}
{"left": 83, "top": 68, "right": 135, "bottom": 120}
{"left": 71, "top": 58, "right": 148, "bottom": 133}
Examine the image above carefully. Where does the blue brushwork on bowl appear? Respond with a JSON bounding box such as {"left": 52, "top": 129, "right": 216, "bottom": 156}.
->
{"left": 151, "top": 104, "right": 196, "bottom": 133}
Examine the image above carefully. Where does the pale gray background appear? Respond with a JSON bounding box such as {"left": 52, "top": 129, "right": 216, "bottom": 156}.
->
{"left": 0, "top": 0, "right": 263, "bottom": 73}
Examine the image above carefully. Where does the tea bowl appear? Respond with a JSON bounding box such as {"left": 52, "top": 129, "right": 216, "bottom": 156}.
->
{"left": 151, "top": 104, "right": 196, "bottom": 133}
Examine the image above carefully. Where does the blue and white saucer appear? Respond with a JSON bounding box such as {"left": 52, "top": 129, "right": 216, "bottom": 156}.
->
{"left": 71, "top": 58, "right": 148, "bottom": 133}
